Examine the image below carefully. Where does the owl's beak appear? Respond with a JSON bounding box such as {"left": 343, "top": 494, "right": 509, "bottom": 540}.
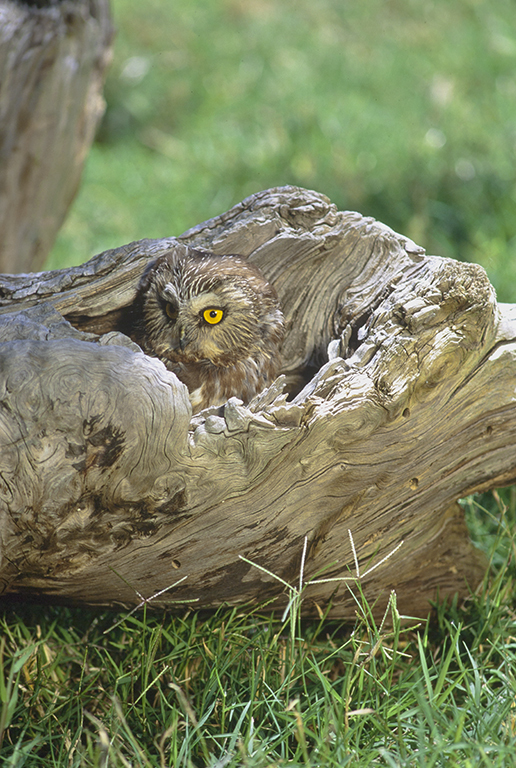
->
{"left": 179, "top": 327, "right": 189, "bottom": 351}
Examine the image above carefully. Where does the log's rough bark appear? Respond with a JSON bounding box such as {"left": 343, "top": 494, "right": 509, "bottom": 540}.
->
{"left": 0, "top": 0, "right": 113, "bottom": 273}
{"left": 0, "top": 186, "right": 511, "bottom": 620}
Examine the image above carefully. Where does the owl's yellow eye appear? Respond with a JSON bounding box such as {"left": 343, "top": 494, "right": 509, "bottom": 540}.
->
{"left": 166, "top": 303, "right": 178, "bottom": 321}
{"left": 203, "top": 308, "right": 224, "bottom": 325}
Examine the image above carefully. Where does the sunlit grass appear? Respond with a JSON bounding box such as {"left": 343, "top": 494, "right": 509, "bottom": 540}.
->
{"left": 1, "top": 492, "right": 516, "bottom": 766}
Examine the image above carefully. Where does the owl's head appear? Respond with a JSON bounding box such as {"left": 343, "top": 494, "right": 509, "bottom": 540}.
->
{"left": 139, "top": 247, "right": 284, "bottom": 367}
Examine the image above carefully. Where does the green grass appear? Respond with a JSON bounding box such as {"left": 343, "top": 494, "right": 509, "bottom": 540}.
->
{"left": 17, "top": 1, "right": 516, "bottom": 764}
{"left": 1, "top": 491, "right": 516, "bottom": 766}
{"left": 46, "top": 0, "right": 516, "bottom": 302}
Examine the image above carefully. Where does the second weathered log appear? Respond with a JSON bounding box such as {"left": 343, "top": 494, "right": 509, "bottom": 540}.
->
{"left": 0, "top": 0, "right": 113, "bottom": 272}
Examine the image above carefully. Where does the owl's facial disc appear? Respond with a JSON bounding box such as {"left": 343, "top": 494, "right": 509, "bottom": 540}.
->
{"left": 158, "top": 289, "right": 231, "bottom": 361}
{"left": 179, "top": 305, "right": 226, "bottom": 354}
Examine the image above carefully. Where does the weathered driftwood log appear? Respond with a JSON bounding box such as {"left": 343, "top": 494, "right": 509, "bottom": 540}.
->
{"left": 0, "top": 186, "right": 511, "bottom": 620}
{"left": 0, "top": 0, "right": 113, "bottom": 272}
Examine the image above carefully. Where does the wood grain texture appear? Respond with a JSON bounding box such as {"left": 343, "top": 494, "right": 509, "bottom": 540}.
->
{"left": 1, "top": 186, "right": 511, "bottom": 619}
{"left": 0, "top": 0, "right": 113, "bottom": 272}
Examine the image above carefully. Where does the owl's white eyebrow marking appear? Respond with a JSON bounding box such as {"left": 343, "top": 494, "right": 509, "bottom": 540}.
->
{"left": 188, "top": 291, "right": 223, "bottom": 314}
{"left": 163, "top": 283, "right": 180, "bottom": 303}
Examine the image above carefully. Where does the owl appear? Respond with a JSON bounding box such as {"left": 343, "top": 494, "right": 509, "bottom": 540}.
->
{"left": 137, "top": 247, "right": 284, "bottom": 414}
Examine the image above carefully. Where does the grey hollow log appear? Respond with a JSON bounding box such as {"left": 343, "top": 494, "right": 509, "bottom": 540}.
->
{"left": 0, "top": 186, "right": 512, "bottom": 620}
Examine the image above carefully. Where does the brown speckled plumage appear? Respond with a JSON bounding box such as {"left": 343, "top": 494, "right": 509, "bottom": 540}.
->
{"left": 137, "top": 248, "right": 284, "bottom": 413}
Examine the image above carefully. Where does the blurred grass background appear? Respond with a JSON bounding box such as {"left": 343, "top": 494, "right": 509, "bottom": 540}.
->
{"left": 46, "top": 0, "right": 516, "bottom": 301}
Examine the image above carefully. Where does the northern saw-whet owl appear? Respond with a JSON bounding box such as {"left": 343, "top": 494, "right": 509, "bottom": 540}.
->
{"left": 137, "top": 247, "right": 284, "bottom": 414}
